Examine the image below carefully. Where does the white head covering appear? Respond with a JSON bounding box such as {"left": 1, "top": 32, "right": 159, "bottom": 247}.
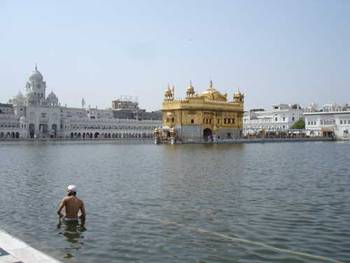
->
{"left": 67, "top": 185, "right": 77, "bottom": 192}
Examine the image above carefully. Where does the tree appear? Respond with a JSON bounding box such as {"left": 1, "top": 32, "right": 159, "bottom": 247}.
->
{"left": 291, "top": 118, "right": 305, "bottom": 129}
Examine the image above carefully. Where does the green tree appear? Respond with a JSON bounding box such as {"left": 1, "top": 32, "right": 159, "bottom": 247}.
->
{"left": 291, "top": 118, "right": 305, "bottom": 129}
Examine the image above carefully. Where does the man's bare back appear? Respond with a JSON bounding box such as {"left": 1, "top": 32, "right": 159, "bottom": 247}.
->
{"left": 57, "top": 185, "right": 86, "bottom": 221}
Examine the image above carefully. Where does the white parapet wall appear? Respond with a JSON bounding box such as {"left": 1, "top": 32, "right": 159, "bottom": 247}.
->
{"left": 0, "top": 230, "right": 62, "bottom": 263}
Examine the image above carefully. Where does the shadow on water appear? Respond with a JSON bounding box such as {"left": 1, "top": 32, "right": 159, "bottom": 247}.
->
{"left": 57, "top": 219, "right": 86, "bottom": 260}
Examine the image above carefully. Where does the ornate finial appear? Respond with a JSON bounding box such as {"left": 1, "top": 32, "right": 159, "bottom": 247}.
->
{"left": 35, "top": 63, "right": 38, "bottom": 71}
{"left": 210, "top": 80, "right": 213, "bottom": 89}
{"left": 165, "top": 84, "right": 174, "bottom": 100}
{"left": 186, "top": 80, "right": 196, "bottom": 98}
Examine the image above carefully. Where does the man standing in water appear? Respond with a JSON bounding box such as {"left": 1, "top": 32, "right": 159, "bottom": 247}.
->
{"left": 57, "top": 185, "right": 86, "bottom": 224}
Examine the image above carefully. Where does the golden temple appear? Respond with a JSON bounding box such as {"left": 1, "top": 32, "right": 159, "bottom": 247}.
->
{"left": 155, "top": 81, "right": 244, "bottom": 143}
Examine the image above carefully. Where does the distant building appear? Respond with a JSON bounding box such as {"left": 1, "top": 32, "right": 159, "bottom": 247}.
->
{"left": 0, "top": 103, "right": 14, "bottom": 115}
{"left": 243, "top": 104, "right": 304, "bottom": 135}
{"left": 304, "top": 104, "right": 350, "bottom": 140}
{"left": 112, "top": 97, "right": 161, "bottom": 120}
{"left": 0, "top": 66, "right": 161, "bottom": 139}
{"left": 0, "top": 103, "right": 21, "bottom": 138}
{"left": 155, "top": 81, "right": 244, "bottom": 143}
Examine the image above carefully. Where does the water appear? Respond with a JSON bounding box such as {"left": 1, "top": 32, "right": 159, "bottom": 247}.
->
{"left": 0, "top": 141, "right": 349, "bottom": 263}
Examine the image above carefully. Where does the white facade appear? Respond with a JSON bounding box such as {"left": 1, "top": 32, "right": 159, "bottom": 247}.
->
{"left": 304, "top": 111, "right": 350, "bottom": 140}
{"left": 0, "top": 103, "right": 21, "bottom": 138}
{"left": 243, "top": 104, "right": 304, "bottom": 135}
{"left": 0, "top": 67, "right": 161, "bottom": 139}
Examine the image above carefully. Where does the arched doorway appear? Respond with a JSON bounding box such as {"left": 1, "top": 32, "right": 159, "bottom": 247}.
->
{"left": 29, "top": 123, "right": 35, "bottom": 138}
{"left": 51, "top": 124, "right": 57, "bottom": 138}
{"left": 203, "top": 128, "right": 212, "bottom": 141}
{"left": 39, "top": 124, "right": 48, "bottom": 138}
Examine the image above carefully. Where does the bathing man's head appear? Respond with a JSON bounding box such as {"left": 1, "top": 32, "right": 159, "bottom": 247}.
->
{"left": 67, "top": 184, "right": 77, "bottom": 196}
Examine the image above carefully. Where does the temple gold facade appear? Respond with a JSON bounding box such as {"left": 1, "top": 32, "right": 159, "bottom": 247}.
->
{"left": 155, "top": 81, "right": 244, "bottom": 143}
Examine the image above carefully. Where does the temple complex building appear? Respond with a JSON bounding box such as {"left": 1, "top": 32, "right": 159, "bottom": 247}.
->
{"left": 0, "top": 66, "right": 161, "bottom": 140}
{"left": 112, "top": 97, "right": 161, "bottom": 120}
{"left": 155, "top": 81, "right": 244, "bottom": 143}
{"left": 304, "top": 103, "right": 350, "bottom": 140}
{"left": 243, "top": 104, "right": 304, "bottom": 136}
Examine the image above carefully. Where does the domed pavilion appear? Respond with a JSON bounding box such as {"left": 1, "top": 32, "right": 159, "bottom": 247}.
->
{"left": 157, "top": 81, "right": 244, "bottom": 143}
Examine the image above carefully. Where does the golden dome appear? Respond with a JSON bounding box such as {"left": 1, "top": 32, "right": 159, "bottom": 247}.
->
{"left": 233, "top": 90, "right": 244, "bottom": 103}
{"left": 164, "top": 89, "right": 170, "bottom": 97}
{"left": 164, "top": 85, "right": 173, "bottom": 99}
{"left": 186, "top": 85, "right": 194, "bottom": 93}
{"left": 186, "top": 81, "right": 195, "bottom": 97}
{"left": 233, "top": 90, "right": 242, "bottom": 98}
{"left": 200, "top": 81, "right": 227, "bottom": 101}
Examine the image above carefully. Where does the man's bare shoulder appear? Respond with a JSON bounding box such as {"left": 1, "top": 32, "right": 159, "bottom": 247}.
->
{"left": 61, "top": 196, "right": 70, "bottom": 202}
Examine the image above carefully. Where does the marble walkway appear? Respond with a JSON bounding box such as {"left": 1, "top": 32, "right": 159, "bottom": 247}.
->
{"left": 0, "top": 230, "right": 61, "bottom": 263}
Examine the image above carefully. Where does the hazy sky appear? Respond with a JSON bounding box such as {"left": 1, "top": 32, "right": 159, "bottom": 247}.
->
{"left": 0, "top": 0, "right": 349, "bottom": 111}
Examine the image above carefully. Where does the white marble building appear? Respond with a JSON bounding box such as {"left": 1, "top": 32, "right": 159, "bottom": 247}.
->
{"left": 0, "top": 103, "right": 21, "bottom": 138}
{"left": 0, "top": 66, "right": 161, "bottom": 139}
{"left": 304, "top": 105, "right": 350, "bottom": 140}
{"left": 243, "top": 104, "right": 304, "bottom": 135}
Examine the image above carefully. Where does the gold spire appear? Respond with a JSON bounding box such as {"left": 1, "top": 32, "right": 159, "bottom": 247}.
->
{"left": 186, "top": 80, "right": 195, "bottom": 97}
{"left": 164, "top": 83, "right": 173, "bottom": 100}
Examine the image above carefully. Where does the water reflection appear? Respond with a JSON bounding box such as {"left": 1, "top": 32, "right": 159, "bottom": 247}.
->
{"left": 1, "top": 142, "right": 350, "bottom": 263}
{"left": 57, "top": 219, "right": 86, "bottom": 259}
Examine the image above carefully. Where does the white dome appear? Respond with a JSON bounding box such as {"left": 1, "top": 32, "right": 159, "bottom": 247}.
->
{"left": 47, "top": 91, "right": 59, "bottom": 106}
{"left": 12, "top": 92, "right": 26, "bottom": 106}
{"left": 29, "top": 66, "right": 43, "bottom": 82}
{"left": 47, "top": 91, "right": 57, "bottom": 100}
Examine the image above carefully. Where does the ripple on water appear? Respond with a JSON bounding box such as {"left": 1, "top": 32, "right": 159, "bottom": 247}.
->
{"left": 0, "top": 142, "right": 349, "bottom": 262}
